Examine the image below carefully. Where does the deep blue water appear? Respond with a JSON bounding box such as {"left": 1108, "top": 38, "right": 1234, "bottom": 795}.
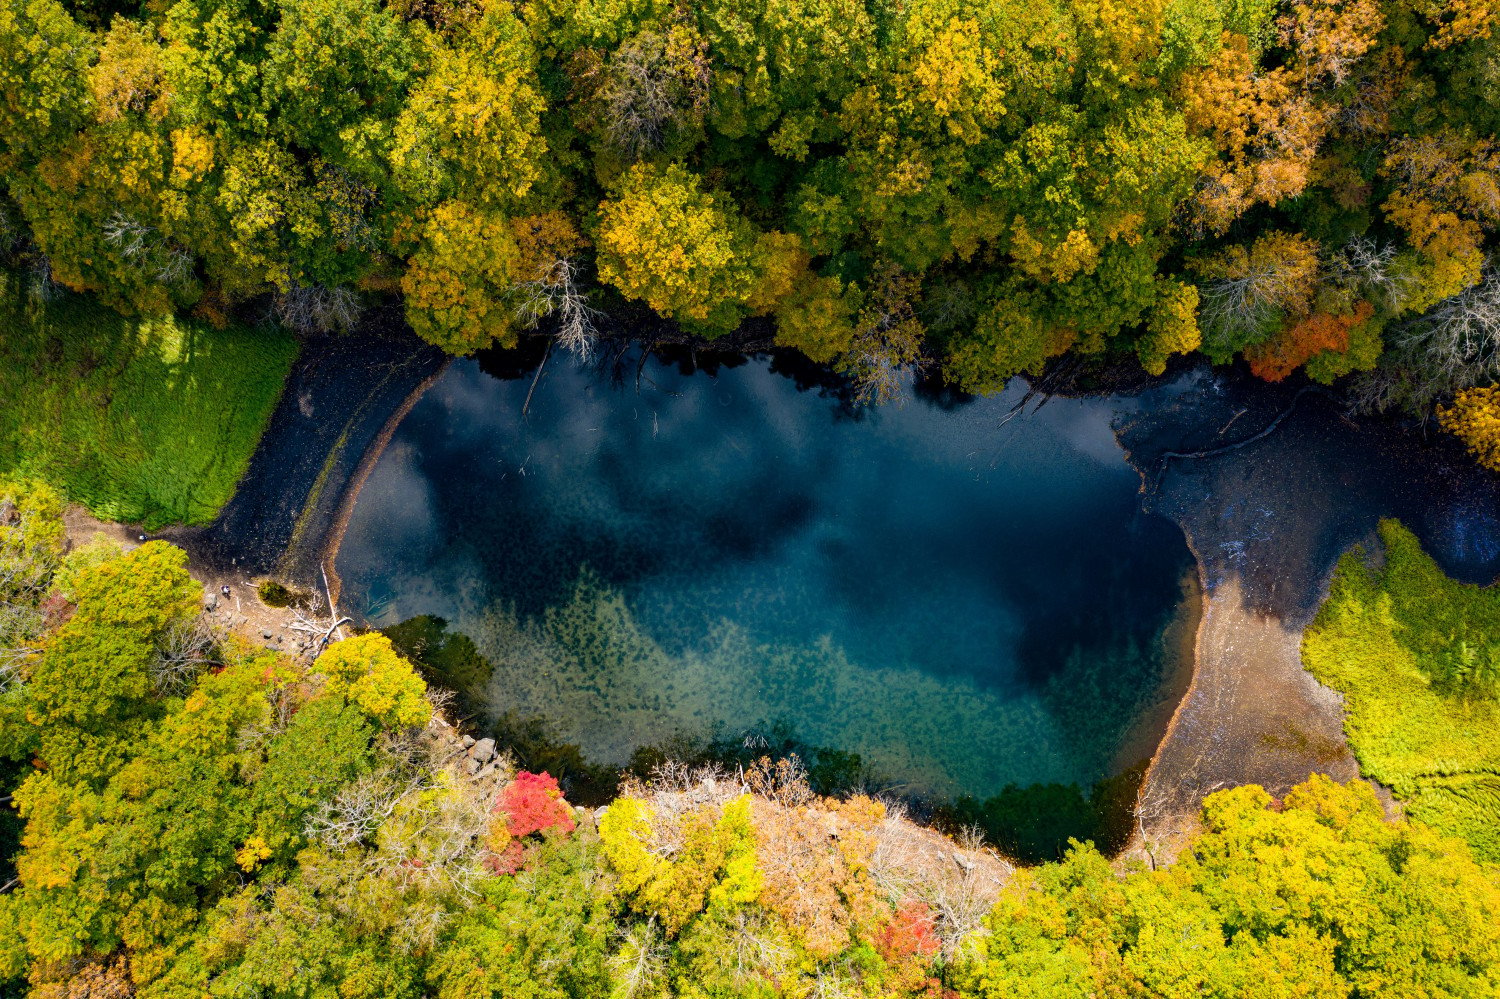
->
{"left": 335, "top": 350, "right": 1195, "bottom": 799}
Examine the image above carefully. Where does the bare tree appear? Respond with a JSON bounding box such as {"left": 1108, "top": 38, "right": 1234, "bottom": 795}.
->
{"left": 305, "top": 768, "right": 430, "bottom": 850}
{"left": 151, "top": 617, "right": 224, "bottom": 697}
{"left": 1402, "top": 264, "right": 1500, "bottom": 380}
{"left": 153, "top": 243, "right": 195, "bottom": 286}
{"left": 316, "top": 165, "right": 379, "bottom": 252}
{"left": 867, "top": 802, "right": 1011, "bottom": 959}
{"left": 0, "top": 640, "right": 40, "bottom": 695}
{"left": 514, "top": 257, "right": 601, "bottom": 360}
{"left": 26, "top": 251, "right": 59, "bottom": 303}
{"left": 602, "top": 29, "right": 709, "bottom": 159}
{"left": 842, "top": 321, "right": 925, "bottom": 407}
{"left": 273, "top": 281, "right": 365, "bottom": 334}
{"left": 608, "top": 921, "right": 670, "bottom": 999}
{"left": 1199, "top": 266, "right": 1297, "bottom": 341}
{"left": 102, "top": 211, "right": 154, "bottom": 258}
{"left": 1350, "top": 263, "right": 1500, "bottom": 414}
{"left": 1326, "top": 236, "right": 1407, "bottom": 306}
{"left": 840, "top": 265, "right": 926, "bottom": 406}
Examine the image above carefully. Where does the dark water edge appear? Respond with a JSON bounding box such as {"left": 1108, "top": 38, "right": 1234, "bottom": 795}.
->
{"left": 176, "top": 321, "right": 446, "bottom": 585}
{"left": 1118, "top": 378, "right": 1500, "bottom": 604}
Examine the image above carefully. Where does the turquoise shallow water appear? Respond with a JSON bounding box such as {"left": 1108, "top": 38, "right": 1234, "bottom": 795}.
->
{"left": 335, "top": 349, "right": 1194, "bottom": 800}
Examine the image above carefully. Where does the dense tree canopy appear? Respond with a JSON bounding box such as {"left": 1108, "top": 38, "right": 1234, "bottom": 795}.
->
{"left": 0, "top": 0, "right": 1496, "bottom": 405}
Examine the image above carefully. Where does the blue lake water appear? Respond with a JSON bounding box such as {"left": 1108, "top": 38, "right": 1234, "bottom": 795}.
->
{"left": 335, "top": 349, "right": 1195, "bottom": 800}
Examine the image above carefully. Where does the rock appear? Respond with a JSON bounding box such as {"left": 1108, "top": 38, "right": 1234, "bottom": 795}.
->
{"left": 470, "top": 737, "right": 496, "bottom": 762}
{"left": 261, "top": 629, "right": 274, "bottom": 640}
{"left": 464, "top": 756, "right": 481, "bottom": 775}
{"left": 203, "top": 591, "right": 219, "bottom": 612}
{"left": 461, "top": 735, "right": 476, "bottom": 749}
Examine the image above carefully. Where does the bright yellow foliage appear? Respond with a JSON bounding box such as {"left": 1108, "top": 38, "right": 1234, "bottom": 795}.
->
{"left": 391, "top": 10, "right": 546, "bottom": 207}
{"left": 1440, "top": 387, "right": 1500, "bottom": 472}
{"left": 1010, "top": 222, "right": 1100, "bottom": 284}
{"left": 402, "top": 201, "right": 521, "bottom": 354}
{"left": 599, "top": 795, "right": 762, "bottom": 935}
{"left": 595, "top": 163, "right": 759, "bottom": 332}
{"left": 90, "top": 19, "right": 170, "bottom": 124}
{"left": 899, "top": 17, "right": 1007, "bottom": 144}
{"left": 314, "top": 633, "right": 431, "bottom": 730}
{"left": 1382, "top": 132, "right": 1500, "bottom": 309}
{"left": 1137, "top": 281, "right": 1201, "bottom": 376}
{"left": 1183, "top": 35, "right": 1333, "bottom": 233}
{"left": 1415, "top": 0, "right": 1500, "bottom": 48}
{"left": 234, "top": 836, "right": 272, "bottom": 872}
{"left": 169, "top": 127, "right": 214, "bottom": 186}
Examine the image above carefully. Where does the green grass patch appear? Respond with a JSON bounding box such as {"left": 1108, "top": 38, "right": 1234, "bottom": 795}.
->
{"left": 1304, "top": 519, "right": 1500, "bottom": 861}
{"left": 0, "top": 277, "right": 296, "bottom": 528}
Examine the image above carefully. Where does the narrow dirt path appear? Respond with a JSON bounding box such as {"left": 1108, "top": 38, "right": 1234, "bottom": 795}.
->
{"left": 64, "top": 506, "right": 313, "bottom": 654}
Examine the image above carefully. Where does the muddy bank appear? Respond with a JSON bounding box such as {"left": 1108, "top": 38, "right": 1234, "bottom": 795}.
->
{"left": 173, "top": 322, "right": 447, "bottom": 590}
{"left": 1118, "top": 374, "right": 1500, "bottom": 858}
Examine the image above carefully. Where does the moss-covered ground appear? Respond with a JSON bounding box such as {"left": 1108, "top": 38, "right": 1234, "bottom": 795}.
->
{"left": 0, "top": 278, "right": 295, "bottom": 528}
{"left": 1304, "top": 519, "right": 1500, "bottom": 861}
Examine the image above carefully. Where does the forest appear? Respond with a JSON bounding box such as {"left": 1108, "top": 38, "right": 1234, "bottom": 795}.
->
{"left": 2, "top": 480, "right": 1499, "bottom": 999}
{"left": 3, "top": 0, "right": 1500, "bottom": 994}
{"left": 0, "top": 0, "right": 1497, "bottom": 430}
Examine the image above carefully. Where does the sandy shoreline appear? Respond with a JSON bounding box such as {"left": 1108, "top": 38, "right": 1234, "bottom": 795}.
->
{"left": 1116, "top": 376, "right": 1500, "bottom": 860}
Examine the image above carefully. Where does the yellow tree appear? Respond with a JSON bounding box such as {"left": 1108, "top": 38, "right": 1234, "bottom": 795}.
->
{"left": 1440, "top": 386, "right": 1500, "bottom": 471}
{"left": 401, "top": 201, "right": 523, "bottom": 354}
{"left": 595, "top": 162, "right": 767, "bottom": 334}
{"left": 314, "top": 633, "right": 430, "bottom": 730}
{"left": 1381, "top": 131, "right": 1500, "bottom": 311}
{"left": 391, "top": 9, "right": 548, "bottom": 210}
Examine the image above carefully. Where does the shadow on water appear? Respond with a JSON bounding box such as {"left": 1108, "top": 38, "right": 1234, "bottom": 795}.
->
{"left": 338, "top": 340, "right": 1500, "bottom": 860}
{"left": 1118, "top": 376, "right": 1500, "bottom": 622}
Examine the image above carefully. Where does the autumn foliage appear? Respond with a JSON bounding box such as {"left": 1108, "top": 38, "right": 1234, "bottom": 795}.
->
{"left": 1245, "top": 301, "right": 1377, "bottom": 381}
{"left": 487, "top": 770, "right": 577, "bottom": 873}
{"left": 0, "top": 496, "right": 1497, "bottom": 999}
{"left": 1440, "top": 386, "right": 1500, "bottom": 471}
{"left": 2, "top": 0, "right": 1496, "bottom": 400}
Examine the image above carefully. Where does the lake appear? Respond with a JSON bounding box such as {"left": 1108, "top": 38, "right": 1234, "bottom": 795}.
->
{"left": 335, "top": 348, "right": 1196, "bottom": 802}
